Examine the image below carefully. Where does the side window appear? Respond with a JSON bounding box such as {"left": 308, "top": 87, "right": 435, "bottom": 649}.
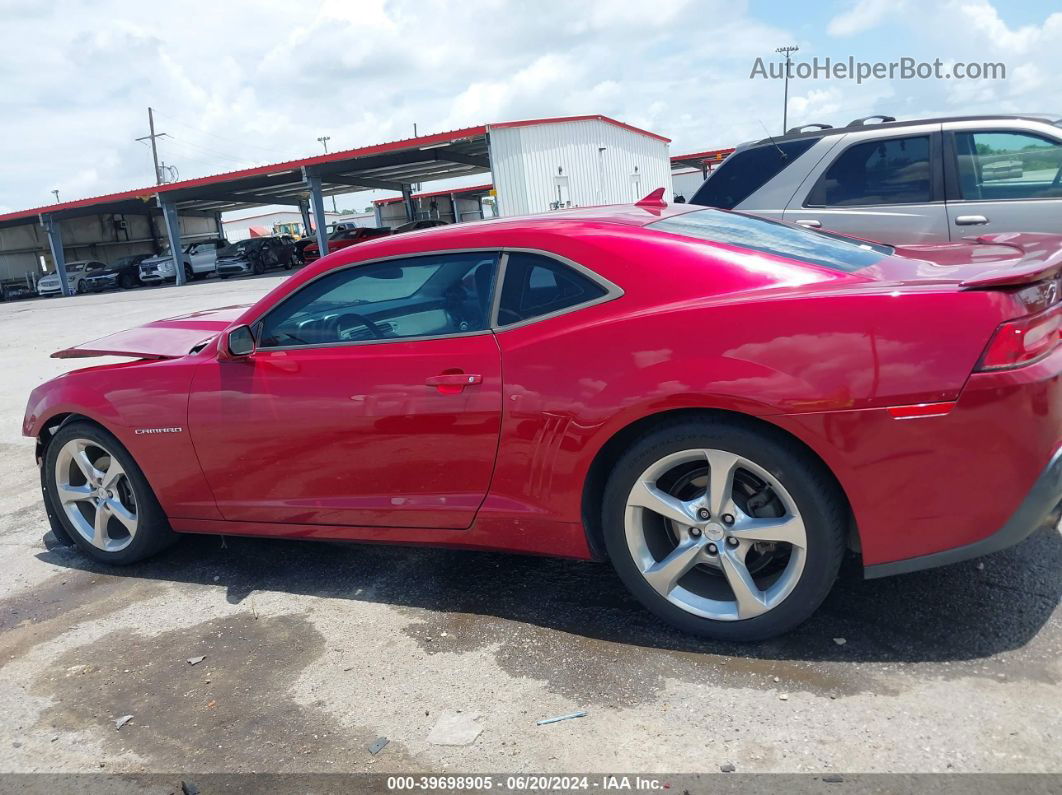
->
{"left": 807, "top": 135, "right": 931, "bottom": 207}
{"left": 953, "top": 131, "right": 1062, "bottom": 200}
{"left": 690, "top": 138, "right": 818, "bottom": 210}
{"left": 497, "top": 252, "right": 609, "bottom": 327}
{"left": 257, "top": 252, "right": 498, "bottom": 348}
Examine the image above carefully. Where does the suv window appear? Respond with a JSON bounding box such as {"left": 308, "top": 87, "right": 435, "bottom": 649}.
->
{"left": 497, "top": 252, "right": 609, "bottom": 326}
{"left": 649, "top": 209, "right": 892, "bottom": 273}
{"left": 808, "top": 135, "right": 931, "bottom": 207}
{"left": 258, "top": 252, "right": 498, "bottom": 348}
{"left": 690, "top": 138, "right": 818, "bottom": 210}
{"left": 953, "top": 130, "right": 1062, "bottom": 200}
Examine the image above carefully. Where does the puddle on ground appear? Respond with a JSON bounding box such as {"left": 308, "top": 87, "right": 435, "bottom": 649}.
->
{"left": 33, "top": 613, "right": 415, "bottom": 771}
{"left": 0, "top": 568, "right": 163, "bottom": 669}
{"left": 401, "top": 610, "right": 867, "bottom": 706}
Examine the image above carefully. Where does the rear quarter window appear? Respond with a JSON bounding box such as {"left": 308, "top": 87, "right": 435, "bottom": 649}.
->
{"left": 649, "top": 209, "right": 892, "bottom": 273}
{"left": 690, "top": 138, "right": 818, "bottom": 210}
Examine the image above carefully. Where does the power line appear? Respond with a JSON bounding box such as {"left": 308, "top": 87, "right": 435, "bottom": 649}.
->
{"left": 152, "top": 108, "right": 304, "bottom": 161}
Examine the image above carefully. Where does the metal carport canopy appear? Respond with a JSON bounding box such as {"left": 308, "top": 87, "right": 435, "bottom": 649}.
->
{"left": 0, "top": 123, "right": 494, "bottom": 229}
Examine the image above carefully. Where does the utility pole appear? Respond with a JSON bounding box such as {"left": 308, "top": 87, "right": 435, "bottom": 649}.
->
{"left": 135, "top": 107, "right": 168, "bottom": 185}
{"left": 775, "top": 45, "right": 799, "bottom": 134}
{"left": 51, "top": 189, "right": 60, "bottom": 203}
{"left": 316, "top": 136, "right": 338, "bottom": 213}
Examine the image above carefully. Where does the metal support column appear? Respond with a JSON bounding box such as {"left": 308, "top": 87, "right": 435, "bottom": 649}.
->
{"left": 373, "top": 203, "right": 383, "bottom": 228}
{"left": 303, "top": 169, "right": 329, "bottom": 257}
{"left": 158, "top": 197, "right": 186, "bottom": 286}
{"left": 450, "top": 193, "right": 460, "bottom": 224}
{"left": 298, "top": 199, "right": 313, "bottom": 238}
{"left": 401, "top": 185, "right": 415, "bottom": 223}
{"left": 42, "top": 215, "right": 71, "bottom": 296}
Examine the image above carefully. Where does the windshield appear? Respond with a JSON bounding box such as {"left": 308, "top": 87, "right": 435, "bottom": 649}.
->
{"left": 220, "top": 241, "right": 254, "bottom": 256}
{"left": 648, "top": 209, "right": 893, "bottom": 273}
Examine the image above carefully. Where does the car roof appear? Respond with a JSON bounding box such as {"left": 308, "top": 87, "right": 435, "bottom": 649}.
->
{"left": 746, "top": 113, "right": 1062, "bottom": 148}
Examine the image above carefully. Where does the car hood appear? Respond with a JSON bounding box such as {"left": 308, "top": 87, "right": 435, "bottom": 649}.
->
{"left": 52, "top": 305, "right": 250, "bottom": 359}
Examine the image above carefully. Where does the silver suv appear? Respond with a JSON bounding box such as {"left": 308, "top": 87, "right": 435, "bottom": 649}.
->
{"left": 688, "top": 114, "right": 1062, "bottom": 244}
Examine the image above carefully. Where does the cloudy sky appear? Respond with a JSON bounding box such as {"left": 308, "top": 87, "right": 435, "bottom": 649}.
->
{"left": 2, "top": 0, "right": 1060, "bottom": 214}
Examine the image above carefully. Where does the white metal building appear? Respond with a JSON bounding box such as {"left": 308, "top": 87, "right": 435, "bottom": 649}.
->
{"left": 489, "top": 117, "right": 673, "bottom": 216}
{"left": 222, "top": 209, "right": 343, "bottom": 242}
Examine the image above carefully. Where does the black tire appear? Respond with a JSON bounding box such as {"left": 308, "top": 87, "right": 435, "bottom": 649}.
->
{"left": 75, "top": 280, "right": 87, "bottom": 294}
{"left": 219, "top": 274, "right": 230, "bottom": 280}
{"left": 252, "top": 258, "right": 266, "bottom": 276}
{"left": 183, "top": 264, "right": 194, "bottom": 283}
{"left": 119, "top": 272, "right": 135, "bottom": 289}
{"left": 601, "top": 417, "right": 846, "bottom": 641}
{"left": 43, "top": 421, "right": 178, "bottom": 565}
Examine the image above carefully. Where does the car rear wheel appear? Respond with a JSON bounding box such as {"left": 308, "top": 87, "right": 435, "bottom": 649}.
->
{"left": 602, "top": 419, "right": 846, "bottom": 641}
{"left": 43, "top": 421, "right": 177, "bottom": 565}
{"left": 119, "top": 272, "right": 135, "bottom": 289}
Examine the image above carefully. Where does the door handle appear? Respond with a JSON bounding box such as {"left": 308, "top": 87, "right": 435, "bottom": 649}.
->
{"left": 955, "top": 215, "right": 989, "bottom": 226}
{"left": 795, "top": 219, "right": 822, "bottom": 228}
{"left": 426, "top": 373, "right": 482, "bottom": 394}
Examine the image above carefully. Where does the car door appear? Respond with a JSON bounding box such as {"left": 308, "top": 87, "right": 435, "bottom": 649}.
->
{"left": 783, "top": 127, "right": 950, "bottom": 244}
{"left": 188, "top": 240, "right": 219, "bottom": 273}
{"left": 942, "top": 124, "right": 1062, "bottom": 239}
{"left": 188, "top": 250, "right": 502, "bottom": 529}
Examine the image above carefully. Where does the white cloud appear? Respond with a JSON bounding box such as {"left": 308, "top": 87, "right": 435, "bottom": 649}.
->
{"left": 827, "top": 0, "right": 907, "bottom": 37}
{"left": 2, "top": 0, "right": 1062, "bottom": 215}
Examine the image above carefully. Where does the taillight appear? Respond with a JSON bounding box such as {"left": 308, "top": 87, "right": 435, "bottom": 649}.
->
{"left": 975, "top": 303, "right": 1061, "bottom": 371}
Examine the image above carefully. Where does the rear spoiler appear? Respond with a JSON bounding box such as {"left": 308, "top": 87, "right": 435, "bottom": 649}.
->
{"left": 961, "top": 232, "right": 1062, "bottom": 288}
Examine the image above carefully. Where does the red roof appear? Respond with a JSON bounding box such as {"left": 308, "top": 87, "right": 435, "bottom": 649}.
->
{"left": 671, "top": 148, "right": 735, "bottom": 164}
{"left": 0, "top": 115, "right": 670, "bottom": 227}
{"left": 373, "top": 183, "right": 494, "bottom": 206}
{"left": 491, "top": 115, "right": 671, "bottom": 144}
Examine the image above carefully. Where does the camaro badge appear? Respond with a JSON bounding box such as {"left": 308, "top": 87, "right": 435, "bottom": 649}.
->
{"left": 134, "top": 427, "right": 184, "bottom": 435}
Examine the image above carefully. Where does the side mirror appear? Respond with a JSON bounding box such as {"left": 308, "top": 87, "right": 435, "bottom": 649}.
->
{"left": 225, "top": 324, "right": 256, "bottom": 358}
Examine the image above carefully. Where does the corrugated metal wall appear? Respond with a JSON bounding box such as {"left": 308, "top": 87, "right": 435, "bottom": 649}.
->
{"left": 489, "top": 119, "right": 672, "bottom": 216}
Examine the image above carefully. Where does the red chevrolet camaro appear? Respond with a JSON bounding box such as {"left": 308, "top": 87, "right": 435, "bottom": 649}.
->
{"left": 23, "top": 197, "right": 1062, "bottom": 640}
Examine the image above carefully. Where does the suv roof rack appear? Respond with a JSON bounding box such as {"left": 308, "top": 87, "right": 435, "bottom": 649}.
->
{"left": 749, "top": 114, "right": 1062, "bottom": 147}
{"left": 786, "top": 123, "right": 833, "bottom": 135}
{"left": 847, "top": 115, "right": 896, "bottom": 127}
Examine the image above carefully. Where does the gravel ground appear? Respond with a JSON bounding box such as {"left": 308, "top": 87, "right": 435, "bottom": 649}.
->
{"left": 0, "top": 276, "right": 1059, "bottom": 777}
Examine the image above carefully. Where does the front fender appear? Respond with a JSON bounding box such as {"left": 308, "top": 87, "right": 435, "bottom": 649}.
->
{"left": 24, "top": 359, "right": 223, "bottom": 521}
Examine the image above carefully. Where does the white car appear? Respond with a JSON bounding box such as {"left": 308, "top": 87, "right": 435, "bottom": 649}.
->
{"left": 36, "top": 260, "right": 108, "bottom": 297}
{"left": 138, "top": 238, "right": 228, "bottom": 284}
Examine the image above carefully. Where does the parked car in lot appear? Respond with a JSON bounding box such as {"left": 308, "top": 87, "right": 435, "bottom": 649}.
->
{"left": 95, "top": 253, "right": 151, "bottom": 290}
{"left": 393, "top": 219, "right": 449, "bottom": 234}
{"left": 139, "top": 238, "right": 228, "bottom": 284}
{"left": 216, "top": 237, "right": 297, "bottom": 278}
{"left": 25, "top": 198, "right": 1060, "bottom": 641}
{"left": 301, "top": 226, "right": 391, "bottom": 263}
{"left": 689, "top": 114, "right": 1062, "bottom": 244}
{"left": 36, "top": 260, "right": 109, "bottom": 296}
{"left": 1, "top": 282, "right": 34, "bottom": 301}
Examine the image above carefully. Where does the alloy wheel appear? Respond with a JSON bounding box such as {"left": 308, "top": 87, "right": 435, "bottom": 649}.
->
{"left": 624, "top": 448, "right": 807, "bottom": 621}
{"left": 53, "top": 438, "right": 139, "bottom": 552}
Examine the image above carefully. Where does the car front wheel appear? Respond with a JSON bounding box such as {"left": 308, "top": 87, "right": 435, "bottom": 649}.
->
{"left": 602, "top": 419, "right": 846, "bottom": 641}
{"left": 43, "top": 421, "right": 177, "bottom": 564}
